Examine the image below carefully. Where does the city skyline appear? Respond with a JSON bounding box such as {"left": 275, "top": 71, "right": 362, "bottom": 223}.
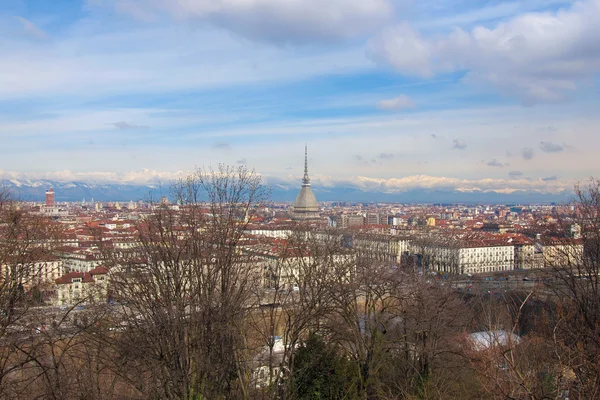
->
{"left": 1, "top": 0, "right": 599, "bottom": 197}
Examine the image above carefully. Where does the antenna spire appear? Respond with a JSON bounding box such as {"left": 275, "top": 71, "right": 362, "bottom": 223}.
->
{"left": 302, "top": 144, "right": 310, "bottom": 186}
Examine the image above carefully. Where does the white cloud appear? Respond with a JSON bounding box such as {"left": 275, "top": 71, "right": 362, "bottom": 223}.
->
{"left": 368, "top": 0, "right": 600, "bottom": 103}
{"left": 92, "top": 0, "right": 393, "bottom": 44}
{"left": 2, "top": 101, "right": 599, "bottom": 185}
{"left": 0, "top": 169, "right": 188, "bottom": 185}
{"left": 377, "top": 94, "right": 416, "bottom": 110}
{"left": 269, "top": 173, "right": 574, "bottom": 194}
{"left": 353, "top": 175, "right": 571, "bottom": 194}
{"left": 368, "top": 24, "right": 434, "bottom": 78}
{"left": 0, "top": 24, "right": 372, "bottom": 100}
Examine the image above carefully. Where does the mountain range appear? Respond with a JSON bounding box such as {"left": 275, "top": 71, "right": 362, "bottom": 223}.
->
{"left": 2, "top": 179, "right": 574, "bottom": 205}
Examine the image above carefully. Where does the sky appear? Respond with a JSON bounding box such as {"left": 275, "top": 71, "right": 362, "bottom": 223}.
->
{"left": 1, "top": 0, "right": 599, "bottom": 195}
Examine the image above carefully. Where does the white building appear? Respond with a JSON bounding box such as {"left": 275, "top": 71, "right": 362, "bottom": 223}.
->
{"left": 457, "top": 245, "right": 515, "bottom": 274}
{"left": 416, "top": 232, "right": 544, "bottom": 274}
{"left": 60, "top": 251, "right": 102, "bottom": 273}
{"left": 246, "top": 228, "right": 292, "bottom": 239}
{"left": 425, "top": 241, "right": 515, "bottom": 275}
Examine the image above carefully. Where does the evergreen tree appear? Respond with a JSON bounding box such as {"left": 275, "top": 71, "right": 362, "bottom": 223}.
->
{"left": 289, "top": 334, "right": 356, "bottom": 400}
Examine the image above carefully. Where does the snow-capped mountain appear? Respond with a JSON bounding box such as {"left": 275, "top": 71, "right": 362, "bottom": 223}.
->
{"left": 2, "top": 180, "right": 163, "bottom": 202}
{"left": 1, "top": 179, "right": 573, "bottom": 204}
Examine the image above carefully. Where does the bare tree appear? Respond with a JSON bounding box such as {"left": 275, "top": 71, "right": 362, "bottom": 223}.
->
{"left": 322, "top": 239, "right": 473, "bottom": 399}
{"left": 543, "top": 178, "right": 600, "bottom": 398}
{"left": 464, "top": 287, "right": 564, "bottom": 400}
{"left": 103, "top": 165, "right": 268, "bottom": 399}
{"left": 322, "top": 246, "right": 416, "bottom": 399}
{"left": 0, "top": 188, "right": 71, "bottom": 398}
{"left": 245, "top": 228, "right": 348, "bottom": 398}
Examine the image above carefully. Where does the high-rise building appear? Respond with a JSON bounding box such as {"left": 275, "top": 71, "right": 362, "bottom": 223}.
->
{"left": 366, "top": 213, "right": 381, "bottom": 225}
{"left": 347, "top": 215, "right": 365, "bottom": 227}
{"left": 291, "top": 145, "right": 320, "bottom": 220}
{"left": 45, "top": 188, "right": 55, "bottom": 207}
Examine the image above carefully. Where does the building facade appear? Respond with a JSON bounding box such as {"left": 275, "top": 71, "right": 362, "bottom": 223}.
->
{"left": 45, "top": 188, "right": 55, "bottom": 207}
{"left": 54, "top": 266, "right": 109, "bottom": 306}
{"left": 1, "top": 258, "right": 65, "bottom": 289}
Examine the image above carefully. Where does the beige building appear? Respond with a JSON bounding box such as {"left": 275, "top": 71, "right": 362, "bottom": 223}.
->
{"left": 513, "top": 241, "right": 537, "bottom": 270}
{"left": 351, "top": 234, "right": 410, "bottom": 265}
{"left": 54, "top": 266, "right": 109, "bottom": 306}
{"left": 1, "top": 258, "right": 65, "bottom": 289}
{"left": 366, "top": 213, "right": 382, "bottom": 225}
{"left": 242, "top": 242, "right": 354, "bottom": 290}
{"left": 328, "top": 214, "right": 365, "bottom": 228}
{"left": 541, "top": 238, "right": 584, "bottom": 268}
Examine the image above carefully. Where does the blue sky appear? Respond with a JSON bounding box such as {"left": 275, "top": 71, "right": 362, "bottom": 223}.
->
{"left": 1, "top": 0, "right": 599, "bottom": 194}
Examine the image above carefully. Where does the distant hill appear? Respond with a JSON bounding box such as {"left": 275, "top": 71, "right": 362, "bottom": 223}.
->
{"left": 2, "top": 179, "right": 573, "bottom": 204}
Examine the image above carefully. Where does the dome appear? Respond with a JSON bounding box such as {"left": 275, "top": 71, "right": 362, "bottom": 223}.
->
{"left": 294, "top": 186, "right": 318, "bottom": 211}
{"left": 291, "top": 145, "right": 320, "bottom": 221}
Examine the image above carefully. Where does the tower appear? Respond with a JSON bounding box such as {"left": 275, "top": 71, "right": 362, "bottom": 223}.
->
{"left": 45, "top": 188, "right": 55, "bottom": 207}
{"left": 302, "top": 144, "right": 310, "bottom": 187}
{"left": 291, "top": 145, "right": 320, "bottom": 220}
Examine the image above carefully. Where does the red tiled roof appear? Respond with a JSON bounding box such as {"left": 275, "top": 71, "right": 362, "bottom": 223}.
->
{"left": 55, "top": 271, "right": 95, "bottom": 285}
{"left": 89, "top": 266, "right": 109, "bottom": 275}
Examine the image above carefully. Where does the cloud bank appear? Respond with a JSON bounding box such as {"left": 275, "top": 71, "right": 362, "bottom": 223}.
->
{"left": 2, "top": 169, "right": 574, "bottom": 195}
{"left": 368, "top": 0, "right": 600, "bottom": 104}
{"left": 93, "top": 0, "right": 393, "bottom": 44}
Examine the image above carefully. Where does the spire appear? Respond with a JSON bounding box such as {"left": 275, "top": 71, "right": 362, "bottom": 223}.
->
{"left": 302, "top": 144, "right": 310, "bottom": 186}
